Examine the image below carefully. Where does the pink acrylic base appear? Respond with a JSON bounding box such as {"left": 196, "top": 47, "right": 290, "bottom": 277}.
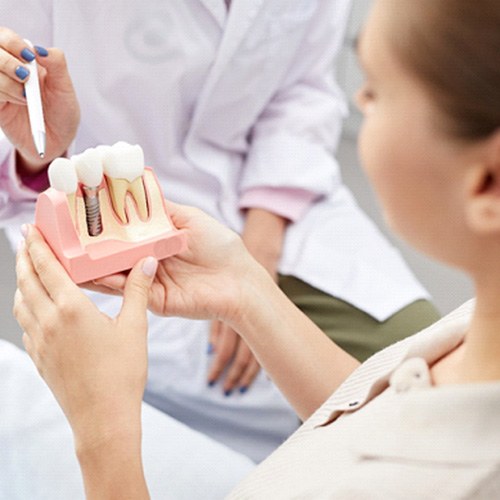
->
{"left": 34, "top": 169, "right": 187, "bottom": 284}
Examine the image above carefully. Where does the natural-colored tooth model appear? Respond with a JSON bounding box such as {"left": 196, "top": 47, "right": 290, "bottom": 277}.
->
{"left": 47, "top": 157, "right": 78, "bottom": 223}
{"left": 73, "top": 148, "right": 104, "bottom": 237}
{"left": 102, "top": 141, "right": 148, "bottom": 223}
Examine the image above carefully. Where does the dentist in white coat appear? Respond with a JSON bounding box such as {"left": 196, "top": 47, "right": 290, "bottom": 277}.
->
{"left": 0, "top": 0, "right": 438, "bottom": 471}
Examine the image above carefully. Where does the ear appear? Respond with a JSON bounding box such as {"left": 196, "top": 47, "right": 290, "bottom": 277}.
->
{"left": 465, "top": 130, "right": 500, "bottom": 234}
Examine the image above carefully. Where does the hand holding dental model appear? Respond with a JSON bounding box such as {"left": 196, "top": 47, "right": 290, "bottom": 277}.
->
{"left": 36, "top": 141, "right": 186, "bottom": 283}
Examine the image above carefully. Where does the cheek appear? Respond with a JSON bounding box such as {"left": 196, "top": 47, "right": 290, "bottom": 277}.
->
{"left": 358, "top": 117, "right": 400, "bottom": 201}
{"left": 358, "top": 118, "right": 425, "bottom": 234}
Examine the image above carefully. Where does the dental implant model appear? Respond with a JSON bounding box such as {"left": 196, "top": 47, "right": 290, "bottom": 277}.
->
{"left": 34, "top": 142, "right": 187, "bottom": 284}
{"left": 73, "top": 148, "right": 104, "bottom": 237}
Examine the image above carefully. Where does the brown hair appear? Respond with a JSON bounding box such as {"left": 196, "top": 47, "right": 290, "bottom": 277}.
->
{"left": 387, "top": 0, "right": 500, "bottom": 141}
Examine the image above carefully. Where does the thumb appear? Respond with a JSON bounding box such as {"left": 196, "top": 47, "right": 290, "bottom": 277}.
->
{"left": 36, "top": 47, "right": 72, "bottom": 82}
{"left": 119, "top": 257, "right": 158, "bottom": 325}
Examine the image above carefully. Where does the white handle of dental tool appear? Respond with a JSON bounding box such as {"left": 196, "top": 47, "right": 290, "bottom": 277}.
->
{"left": 23, "top": 39, "right": 46, "bottom": 158}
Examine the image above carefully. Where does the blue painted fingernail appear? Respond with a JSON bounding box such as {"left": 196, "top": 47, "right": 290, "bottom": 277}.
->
{"left": 224, "top": 390, "right": 232, "bottom": 397}
{"left": 15, "top": 66, "right": 30, "bottom": 80}
{"left": 239, "top": 386, "right": 248, "bottom": 394}
{"left": 207, "top": 343, "right": 214, "bottom": 355}
{"left": 34, "top": 45, "right": 48, "bottom": 57}
{"left": 20, "top": 48, "right": 36, "bottom": 62}
{"left": 208, "top": 380, "right": 216, "bottom": 387}
{"left": 22, "top": 88, "right": 26, "bottom": 98}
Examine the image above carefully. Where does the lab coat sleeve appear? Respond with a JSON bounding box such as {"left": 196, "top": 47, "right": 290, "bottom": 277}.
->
{"left": 238, "top": 186, "right": 317, "bottom": 222}
{"left": 0, "top": 0, "right": 53, "bottom": 226}
{"left": 240, "top": 0, "right": 352, "bottom": 206}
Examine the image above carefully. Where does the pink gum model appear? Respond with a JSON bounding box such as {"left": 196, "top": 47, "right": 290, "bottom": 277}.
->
{"left": 35, "top": 167, "right": 187, "bottom": 284}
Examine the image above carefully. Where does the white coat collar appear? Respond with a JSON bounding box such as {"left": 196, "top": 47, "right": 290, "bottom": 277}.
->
{"left": 198, "top": 0, "right": 228, "bottom": 28}
{"left": 189, "top": 0, "right": 265, "bottom": 131}
{"left": 196, "top": 0, "right": 265, "bottom": 71}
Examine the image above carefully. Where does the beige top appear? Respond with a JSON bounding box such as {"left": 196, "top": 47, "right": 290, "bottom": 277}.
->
{"left": 229, "top": 300, "right": 500, "bottom": 499}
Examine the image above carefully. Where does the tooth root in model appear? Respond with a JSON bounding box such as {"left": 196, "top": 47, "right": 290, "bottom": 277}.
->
{"left": 47, "top": 157, "right": 78, "bottom": 224}
{"left": 102, "top": 142, "right": 148, "bottom": 223}
{"left": 106, "top": 177, "right": 129, "bottom": 223}
{"left": 128, "top": 176, "right": 148, "bottom": 220}
{"left": 73, "top": 148, "right": 104, "bottom": 236}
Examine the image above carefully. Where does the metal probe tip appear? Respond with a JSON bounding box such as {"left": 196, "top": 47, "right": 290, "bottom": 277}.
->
{"left": 39, "top": 152, "right": 45, "bottom": 159}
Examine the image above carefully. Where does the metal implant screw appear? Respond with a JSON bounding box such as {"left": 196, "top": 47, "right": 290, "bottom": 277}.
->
{"left": 82, "top": 186, "right": 103, "bottom": 236}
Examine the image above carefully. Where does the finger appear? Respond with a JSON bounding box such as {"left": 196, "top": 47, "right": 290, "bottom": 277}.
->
{"left": 0, "top": 30, "right": 36, "bottom": 87}
{"left": 22, "top": 332, "right": 36, "bottom": 360}
{"left": 207, "top": 325, "right": 238, "bottom": 387}
{"left": 222, "top": 339, "right": 254, "bottom": 393}
{"left": 24, "top": 224, "right": 79, "bottom": 304}
{"left": 236, "top": 357, "right": 262, "bottom": 393}
{"left": 208, "top": 320, "right": 222, "bottom": 355}
{"left": 0, "top": 27, "right": 37, "bottom": 63}
{"left": 90, "top": 272, "right": 128, "bottom": 294}
{"left": 0, "top": 54, "right": 30, "bottom": 94}
{"left": 81, "top": 281, "right": 124, "bottom": 296}
{"left": 119, "top": 257, "right": 157, "bottom": 327}
{"left": 16, "top": 243, "right": 54, "bottom": 319}
{"left": 163, "top": 200, "right": 201, "bottom": 229}
{"left": 12, "top": 289, "right": 39, "bottom": 340}
{"left": 0, "top": 89, "right": 26, "bottom": 105}
{"left": 0, "top": 73, "right": 26, "bottom": 104}
{"left": 35, "top": 47, "right": 71, "bottom": 84}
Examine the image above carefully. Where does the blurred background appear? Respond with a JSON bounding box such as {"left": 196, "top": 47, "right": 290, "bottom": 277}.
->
{"left": 0, "top": 0, "right": 474, "bottom": 348}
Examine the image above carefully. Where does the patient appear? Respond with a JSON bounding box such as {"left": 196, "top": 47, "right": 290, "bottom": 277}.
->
{"left": 14, "top": 0, "right": 500, "bottom": 497}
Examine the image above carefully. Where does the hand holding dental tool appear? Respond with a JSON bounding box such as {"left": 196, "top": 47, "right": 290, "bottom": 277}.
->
{"left": 23, "top": 39, "right": 46, "bottom": 159}
{"left": 34, "top": 142, "right": 187, "bottom": 283}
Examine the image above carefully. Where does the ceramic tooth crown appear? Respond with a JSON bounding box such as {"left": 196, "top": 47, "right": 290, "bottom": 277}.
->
{"left": 48, "top": 158, "right": 78, "bottom": 194}
{"left": 94, "top": 144, "right": 113, "bottom": 161}
{"left": 102, "top": 142, "right": 148, "bottom": 223}
{"left": 73, "top": 148, "right": 104, "bottom": 187}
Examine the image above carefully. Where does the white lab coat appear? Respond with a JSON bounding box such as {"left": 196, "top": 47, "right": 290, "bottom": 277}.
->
{"left": 0, "top": 0, "right": 429, "bottom": 462}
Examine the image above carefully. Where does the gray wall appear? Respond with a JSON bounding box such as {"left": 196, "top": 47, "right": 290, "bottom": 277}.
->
{"left": 0, "top": 233, "right": 20, "bottom": 346}
{"left": 0, "top": 0, "right": 474, "bottom": 349}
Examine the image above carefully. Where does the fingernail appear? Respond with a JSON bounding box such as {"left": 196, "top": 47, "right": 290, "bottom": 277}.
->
{"left": 208, "top": 380, "right": 216, "bottom": 387}
{"left": 34, "top": 45, "right": 49, "bottom": 57}
{"left": 15, "top": 66, "right": 30, "bottom": 81}
{"left": 224, "top": 390, "right": 232, "bottom": 397}
{"left": 20, "top": 48, "right": 36, "bottom": 62}
{"left": 207, "top": 343, "right": 214, "bottom": 355}
{"left": 22, "top": 88, "right": 26, "bottom": 98}
{"left": 142, "top": 256, "right": 158, "bottom": 277}
{"left": 21, "top": 224, "right": 29, "bottom": 238}
{"left": 239, "top": 386, "right": 248, "bottom": 394}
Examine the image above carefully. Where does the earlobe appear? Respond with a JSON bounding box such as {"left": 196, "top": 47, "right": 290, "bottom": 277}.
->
{"left": 465, "top": 157, "right": 500, "bottom": 234}
{"left": 466, "top": 196, "right": 500, "bottom": 233}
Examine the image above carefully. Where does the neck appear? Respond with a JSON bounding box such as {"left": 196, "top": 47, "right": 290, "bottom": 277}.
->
{"left": 455, "top": 280, "right": 500, "bottom": 383}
